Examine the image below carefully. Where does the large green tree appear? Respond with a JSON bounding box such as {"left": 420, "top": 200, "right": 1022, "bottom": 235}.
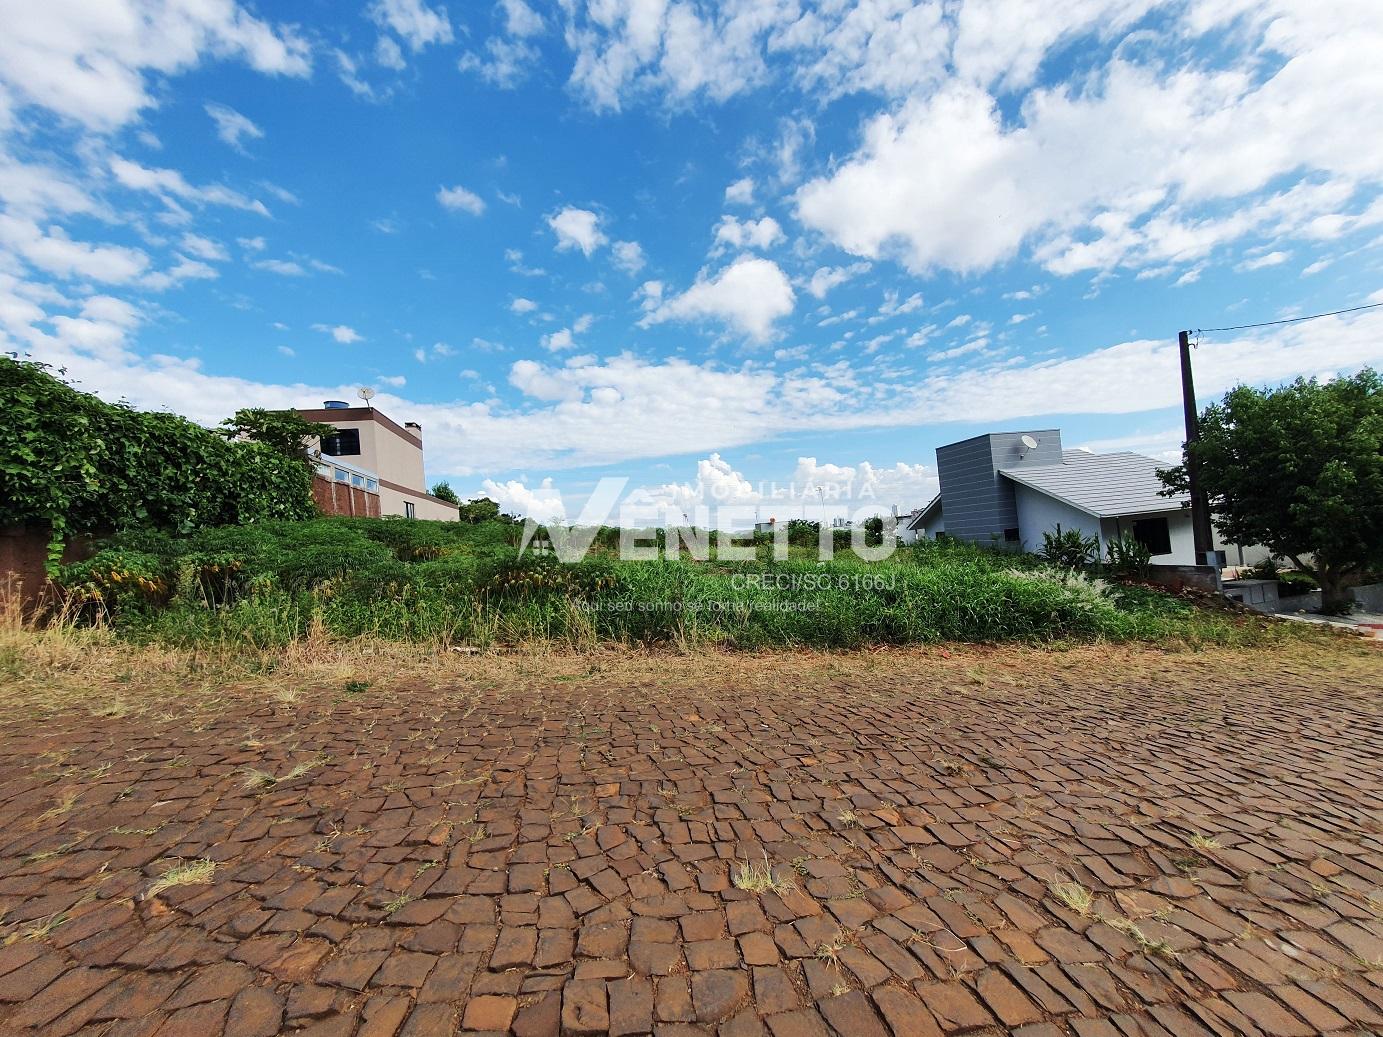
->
{"left": 1159, "top": 368, "right": 1383, "bottom": 612}
{"left": 219, "top": 408, "right": 333, "bottom": 466}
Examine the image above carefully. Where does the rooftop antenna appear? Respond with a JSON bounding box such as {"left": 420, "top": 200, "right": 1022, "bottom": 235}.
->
{"left": 358, "top": 386, "right": 376, "bottom": 409}
{"left": 1018, "top": 433, "right": 1039, "bottom": 459}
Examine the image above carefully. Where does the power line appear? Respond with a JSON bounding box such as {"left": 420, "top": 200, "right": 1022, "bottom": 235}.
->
{"left": 1194, "top": 300, "right": 1383, "bottom": 335}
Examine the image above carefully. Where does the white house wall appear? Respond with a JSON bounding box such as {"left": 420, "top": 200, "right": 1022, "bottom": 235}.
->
{"left": 1013, "top": 483, "right": 1102, "bottom": 555}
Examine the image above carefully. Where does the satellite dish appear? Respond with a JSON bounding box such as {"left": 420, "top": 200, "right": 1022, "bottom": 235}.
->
{"left": 358, "top": 386, "right": 376, "bottom": 407}
{"left": 1021, "top": 434, "right": 1039, "bottom": 450}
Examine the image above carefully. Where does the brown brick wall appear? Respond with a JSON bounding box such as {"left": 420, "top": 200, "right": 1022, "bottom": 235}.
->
{"left": 312, "top": 475, "right": 381, "bottom": 518}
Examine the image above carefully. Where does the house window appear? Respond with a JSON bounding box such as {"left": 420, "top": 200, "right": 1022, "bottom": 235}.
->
{"left": 321, "top": 428, "right": 361, "bottom": 456}
{"left": 404, "top": 501, "right": 416, "bottom": 519}
{"left": 1003, "top": 527, "right": 1021, "bottom": 543}
{"left": 334, "top": 468, "right": 349, "bottom": 482}
{"left": 366, "top": 479, "right": 378, "bottom": 492}
{"left": 1132, "top": 516, "right": 1172, "bottom": 556}
{"left": 351, "top": 473, "right": 364, "bottom": 487}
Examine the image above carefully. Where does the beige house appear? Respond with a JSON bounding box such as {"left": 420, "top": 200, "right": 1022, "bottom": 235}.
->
{"left": 297, "top": 402, "right": 459, "bottom": 521}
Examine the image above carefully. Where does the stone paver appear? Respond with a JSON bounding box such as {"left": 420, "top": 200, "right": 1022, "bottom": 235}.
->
{"left": 1, "top": 647, "right": 1381, "bottom": 1035}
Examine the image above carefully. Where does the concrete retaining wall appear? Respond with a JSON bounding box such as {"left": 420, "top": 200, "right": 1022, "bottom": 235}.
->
{"left": 1144, "top": 563, "right": 1223, "bottom": 593}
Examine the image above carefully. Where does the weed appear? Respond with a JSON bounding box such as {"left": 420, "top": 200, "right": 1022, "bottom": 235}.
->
{"left": 382, "top": 893, "right": 413, "bottom": 915}
{"left": 1048, "top": 877, "right": 1094, "bottom": 916}
{"left": 146, "top": 858, "right": 215, "bottom": 899}
{"left": 1188, "top": 833, "right": 1222, "bottom": 852}
{"left": 732, "top": 855, "right": 796, "bottom": 897}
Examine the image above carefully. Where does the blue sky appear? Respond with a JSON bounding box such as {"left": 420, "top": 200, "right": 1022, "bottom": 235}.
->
{"left": 3, "top": 0, "right": 1382, "bottom": 522}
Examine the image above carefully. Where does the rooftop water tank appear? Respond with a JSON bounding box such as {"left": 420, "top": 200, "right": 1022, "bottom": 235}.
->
{"left": 323, "top": 400, "right": 349, "bottom": 409}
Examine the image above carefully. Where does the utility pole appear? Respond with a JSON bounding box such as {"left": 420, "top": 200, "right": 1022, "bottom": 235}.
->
{"left": 1178, "top": 330, "right": 1215, "bottom": 562}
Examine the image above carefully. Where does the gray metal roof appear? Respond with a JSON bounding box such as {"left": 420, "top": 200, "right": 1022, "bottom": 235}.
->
{"left": 998, "top": 449, "right": 1189, "bottom": 518}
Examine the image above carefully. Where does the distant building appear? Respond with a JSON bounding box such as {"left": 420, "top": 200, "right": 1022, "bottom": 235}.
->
{"left": 904, "top": 429, "right": 1267, "bottom": 567}
{"left": 296, "top": 401, "right": 459, "bottom": 521}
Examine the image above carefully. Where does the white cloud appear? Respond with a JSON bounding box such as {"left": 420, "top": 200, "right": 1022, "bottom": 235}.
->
{"left": 142, "top": 255, "right": 217, "bottom": 291}
{"left": 612, "top": 239, "right": 646, "bottom": 274}
{"left": 379, "top": 374, "right": 407, "bottom": 387}
{"left": 0, "top": 0, "right": 310, "bottom": 129}
{"left": 548, "top": 206, "right": 606, "bottom": 256}
{"left": 204, "top": 102, "right": 263, "bottom": 151}
{"left": 724, "top": 177, "right": 755, "bottom": 206}
{"left": 375, "top": 35, "right": 407, "bottom": 70}
{"left": 459, "top": 37, "right": 540, "bottom": 88}
{"left": 0, "top": 215, "right": 149, "bottom": 283}
{"left": 110, "top": 158, "right": 269, "bottom": 216}
{"left": 712, "top": 215, "right": 784, "bottom": 254}
{"left": 500, "top": 0, "right": 544, "bottom": 37}
{"left": 253, "top": 258, "right": 306, "bottom": 276}
{"left": 1237, "top": 250, "right": 1290, "bottom": 272}
{"left": 510, "top": 297, "right": 538, "bottom": 313}
{"left": 369, "top": 0, "right": 453, "bottom": 51}
{"left": 13, "top": 303, "right": 1383, "bottom": 477}
{"left": 238, "top": 236, "right": 266, "bottom": 252}
{"left": 312, "top": 323, "right": 363, "bottom": 344}
{"left": 807, "top": 262, "right": 870, "bottom": 299}
{"left": 437, "top": 184, "right": 486, "bottom": 215}
{"left": 795, "top": 3, "right": 1383, "bottom": 279}
{"left": 542, "top": 327, "right": 575, "bottom": 352}
{"left": 641, "top": 256, "right": 795, "bottom": 341}
{"left": 179, "top": 233, "right": 227, "bottom": 262}
{"left": 479, "top": 477, "right": 566, "bottom": 523}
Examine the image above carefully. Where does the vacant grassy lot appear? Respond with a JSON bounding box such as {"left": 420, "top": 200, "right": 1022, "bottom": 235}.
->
{"left": 0, "top": 636, "right": 1380, "bottom": 1036}
{"left": 43, "top": 516, "right": 1293, "bottom": 654}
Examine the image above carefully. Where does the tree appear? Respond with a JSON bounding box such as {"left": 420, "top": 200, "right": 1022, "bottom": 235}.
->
{"left": 457, "top": 496, "right": 502, "bottom": 524}
{"left": 219, "top": 408, "right": 333, "bottom": 466}
{"left": 430, "top": 481, "right": 461, "bottom": 505}
{"left": 1158, "top": 368, "right": 1383, "bottom": 612}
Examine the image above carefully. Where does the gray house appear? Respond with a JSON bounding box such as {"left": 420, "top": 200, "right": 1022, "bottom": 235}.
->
{"left": 906, "top": 429, "right": 1232, "bottom": 565}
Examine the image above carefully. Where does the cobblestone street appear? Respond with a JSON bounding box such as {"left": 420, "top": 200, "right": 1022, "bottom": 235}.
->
{"left": 1, "top": 646, "right": 1381, "bottom": 1036}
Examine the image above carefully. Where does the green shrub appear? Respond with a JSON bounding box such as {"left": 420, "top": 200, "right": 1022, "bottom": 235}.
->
{"left": 1104, "top": 535, "right": 1153, "bottom": 579}
{"left": 1038, "top": 524, "right": 1100, "bottom": 570}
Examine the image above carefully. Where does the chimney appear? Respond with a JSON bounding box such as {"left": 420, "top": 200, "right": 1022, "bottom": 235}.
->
{"left": 405, "top": 421, "right": 422, "bottom": 441}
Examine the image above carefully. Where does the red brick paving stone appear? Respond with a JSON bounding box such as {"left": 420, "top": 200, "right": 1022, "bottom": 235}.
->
{"left": 739, "top": 931, "right": 780, "bottom": 966}
{"left": 765, "top": 1007, "right": 833, "bottom": 1037}
{"left": 721, "top": 1008, "right": 769, "bottom": 1037}
{"left": 577, "top": 920, "right": 630, "bottom": 958}
{"left": 753, "top": 967, "right": 802, "bottom": 1016}
{"left": 354, "top": 995, "right": 406, "bottom": 1037}
{"left": 979, "top": 973, "right": 1040, "bottom": 1028}
{"left": 4, "top": 965, "right": 115, "bottom": 1030}
{"left": 609, "top": 975, "right": 654, "bottom": 1036}
{"left": 562, "top": 978, "right": 610, "bottom": 1034}
{"left": 818, "top": 990, "right": 891, "bottom": 1037}
{"left": 512, "top": 990, "right": 561, "bottom": 1037}
{"left": 89, "top": 972, "right": 185, "bottom": 1023}
{"left": 400, "top": 1002, "right": 457, "bottom": 1036}
{"left": 0, "top": 954, "right": 67, "bottom": 1002}
{"left": 1221, "top": 991, "right": 1314, "bottom": 1036}
{"left": 461, "top": 993, "right": 518, "bottom": 1031}
{"left": 872, "top": 987, "right": 944, "bottom": 1037}
{"left": 913, "top": 982, "right": 994, "bottom": 1032}
{"left": 692, "top": 969, "right": 750, "bottom": 1023}
{"left": 656, "top": 976, "right": 696, "bottom": 1022}
{"left": 371, "top": 949, "right": 438, "bottom": 988}
{"left": 1269, "top": 984, "right": 1351, "bottom": 1032}
{"left": 490, "top": 925, "right": 538, "bottom": 970}
{"left": 150, "top": 998, "right": 229, "bottom": 1037}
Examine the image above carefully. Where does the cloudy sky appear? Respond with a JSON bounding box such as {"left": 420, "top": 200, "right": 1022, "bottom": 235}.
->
{"left": 3, "top": 0, "right": 1382, "bottom": 522}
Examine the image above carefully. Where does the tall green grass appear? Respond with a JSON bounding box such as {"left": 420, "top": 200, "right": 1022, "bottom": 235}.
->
{"left": 55, "top": 517, "right": 1263, "bottom": 651}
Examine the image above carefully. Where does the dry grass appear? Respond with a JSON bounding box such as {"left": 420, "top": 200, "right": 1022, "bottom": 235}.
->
{"left": 144, "top": 858, "right": 215, "bottom": 899}
{"left": 732, "top": 855, "right": 797, "bottom": 896}
{"left": 1049, "top": 877, "right": 1095, "bottom": 916}
{"left": 2, "top": 581, "right": 1379, "bottom": 722}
